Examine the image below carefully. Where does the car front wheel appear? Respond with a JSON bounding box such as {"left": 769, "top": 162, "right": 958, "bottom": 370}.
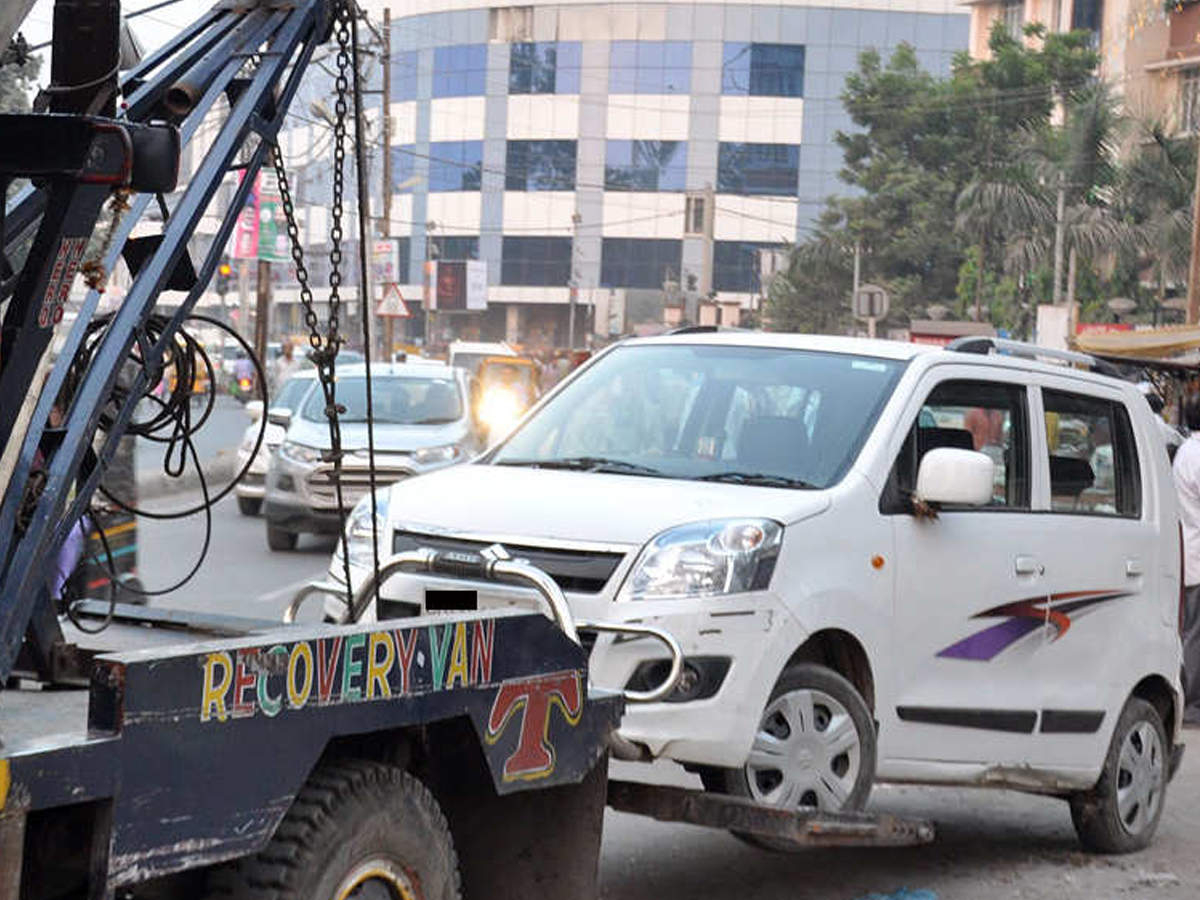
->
{"left": 704, "top": 662, "right": 876, "bottom": 850}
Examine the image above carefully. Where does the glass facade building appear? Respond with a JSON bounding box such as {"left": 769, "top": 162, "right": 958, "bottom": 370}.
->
{"left": 328, "top": 0, "right": 969, "bottom": 343}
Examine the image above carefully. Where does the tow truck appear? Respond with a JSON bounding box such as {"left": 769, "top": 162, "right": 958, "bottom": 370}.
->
{"left": 0, "top": 3, "right": 933, "bottom": 897}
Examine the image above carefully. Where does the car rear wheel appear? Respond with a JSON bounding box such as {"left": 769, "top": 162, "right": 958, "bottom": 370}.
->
{"left": 266, "top": 524, "right": 298, "bottom": 551}
{"left": 703, "top": 662, "right": 876, "bottom": 851}
{"left": 237, "top": 497, "right": 262, "bottom": 516}
{"left": 1070, "top": 697, "right": 1168, "bottom": 854}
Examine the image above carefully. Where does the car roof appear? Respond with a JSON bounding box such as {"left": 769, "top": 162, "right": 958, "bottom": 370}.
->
{"left": 334, "top": 361, "right": 458, "bottom": 379}
{"left": 625, "top": 331, "right": 1141, "bottom": 395}
{"left": 449, "top": 341, "right": 516, "bottom": 356}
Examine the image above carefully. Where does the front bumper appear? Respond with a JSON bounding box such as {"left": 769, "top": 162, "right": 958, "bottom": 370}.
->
{"left": 263, "top": 498, "right": 344, "bottom": 535}
{"left": 337, "top": 566, "right": 802, "bottom": 770}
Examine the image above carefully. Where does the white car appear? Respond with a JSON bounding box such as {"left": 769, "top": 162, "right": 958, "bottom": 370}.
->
{"left": 330, "top": 332, "right": 1184, "bottom": 854}
{"left": 234, "top": 370, "right": 318, "bottom": 516}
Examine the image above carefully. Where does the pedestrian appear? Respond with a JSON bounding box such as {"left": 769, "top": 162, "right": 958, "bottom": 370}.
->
{"left": 272, "top": 338, "right": 302, "bottom": 391}
{"left": 1172, "top": 395, "right": 1200, "bottom": 726}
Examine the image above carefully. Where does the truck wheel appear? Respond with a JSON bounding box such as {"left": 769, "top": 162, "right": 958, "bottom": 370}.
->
{"left": 237, "top": 497, "right": 262, "bottom": 517}
{"left": 266, "top": 524, "right": 297, "bottom": 551}
{"left": 206, "top": 760, "right": 461, "bottom": 900}
{"left": 1069, "top": 697, "right": 1168, "bottom": 854}
{"left": 702, "top": 662, "right": 876, "bottom": 851}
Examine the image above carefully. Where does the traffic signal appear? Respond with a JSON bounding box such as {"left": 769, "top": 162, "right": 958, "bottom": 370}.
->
{"left": 215, "top": 258, "right": 233, "bottom": 296}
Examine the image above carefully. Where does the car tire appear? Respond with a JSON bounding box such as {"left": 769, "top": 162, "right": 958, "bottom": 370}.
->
{"left": 204, "top": 760, "right": 461, "bottom": 900}
{"left": 266, "top": 524, "right": 298, "bottom": 552}
{"left": 237, "top": 497, "right": 261, "bottom": 517}
{"left": 1069, "top": 697, "right": 1169, "bottom": 854}
{"left": 702, "top": 662, "right": 876, "bottom": 851}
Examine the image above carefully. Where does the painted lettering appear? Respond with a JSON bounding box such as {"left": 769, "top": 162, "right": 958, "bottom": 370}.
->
{"left": 232, "top": 649, "right": 259, "bottom": 718}
{"left": 258, "top": 645, "right": 287, "bottom": 717}
{"left": 200, "top": 651, "right": 233, "bottom": 722}
{"left": 471, "top": 620, "right": 495, "bottom": 684}
{"left": 486, "top": 671, "right": 583, "bottom": 782}
{"left": 428, "top": 624, "right": 452, "bottom": 689}
{"left": 342, "top": 633, "right": 366, "bottom": 702}
{"left": 288, "top": 641, "right": 314, "bottom": 709}
{"left": 317, "top": 636, "right": 343, "bottom": 704}
{"left": 366, "top": 632, "right": 395, "bottom": 700}
{"left": 445, "top": 622, "right": 469, "bottom": 688}
{"left": 394, "top": 628, "right": 418, "bottom": 694}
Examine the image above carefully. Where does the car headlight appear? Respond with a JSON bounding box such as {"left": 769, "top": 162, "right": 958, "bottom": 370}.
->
{"left": 626, "top": 519, "right": 783, "bottom": 600}
{"left": 337, "top": 491, "right": 390, "bottom": 568}
{"left": 478, "top": 387, "right": 523, "bottom": 435}
{"left": 278, "top": 440, "right": 321, "bottom": 465}
{"left": 412, "top": 443, "right": 462, "bottom": 466}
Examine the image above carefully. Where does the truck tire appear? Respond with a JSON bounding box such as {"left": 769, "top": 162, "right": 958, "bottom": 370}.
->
{"left": 206, "top": 760, "right": 461, "bottom": 900}
{"left": 237, "top": 497, "right": 262, "bottom": 517}
{"left": 702, "top": 662, "right": 876, "bottom": 851}
{"left": 1069, "top": 697, "right": 1169, "bottom": 854}
{"left": 266, "top": 524, "right": 297, "bottom": 551}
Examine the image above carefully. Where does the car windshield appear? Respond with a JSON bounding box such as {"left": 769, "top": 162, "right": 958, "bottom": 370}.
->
{"left": 300, "top": 375, "right": 463, "bottom": 425}
{"left": 274, "top": 377, "right": 314, "bottom": 413}
{"left": 491, "top": 344, "right": 905, "bottom": 489}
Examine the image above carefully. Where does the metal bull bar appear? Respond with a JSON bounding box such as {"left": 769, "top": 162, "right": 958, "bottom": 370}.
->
{"left": 285, "top": 549, "right": 685, "bottom": 703}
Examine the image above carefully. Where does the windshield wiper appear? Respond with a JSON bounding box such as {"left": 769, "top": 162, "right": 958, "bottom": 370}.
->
{"left": 495, "top": 456, "right": 666, "bottom": 476}
{"left": 695, "top": 471, "right": 817, "bottom": 489}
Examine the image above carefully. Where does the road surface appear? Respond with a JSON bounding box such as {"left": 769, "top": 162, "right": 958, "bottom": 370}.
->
{"left": 134, "top": 492, "right": 1200, "bottom": 900}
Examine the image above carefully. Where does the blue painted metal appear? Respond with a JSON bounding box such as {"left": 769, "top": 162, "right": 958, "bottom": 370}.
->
{"left": 0, "top": 0, "right": 337, "bottom": 680}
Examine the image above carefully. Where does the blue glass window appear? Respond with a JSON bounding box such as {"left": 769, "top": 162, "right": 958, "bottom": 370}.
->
{"left": 717, "top": 143, "right": 799, "bottom": 196}
{"left": 713, "top": 241, "right": 785, "bottom": 293}
{"left": 433, "top": 44, "right": 487, "bottom": 97}
{"left": 428, "top": 141, "right": 483, "bottom": 192}
{"left": 390, "top": 49, "right": 419, "bottom": 101}
{"left": 391, "top": 145, "right": 416, "bottom": 192}
{"left": 722, "top": 43, "right": 805, "bottom": 97}
{"left": 394, "top": 236, "right": 411, "bottom": 283}
{"left": 604, "top": 141, "right": 687, "bottom": 192}
{"left": 609, "top": 41, "right": 691, "bottom": 94}
{"left": 432, "top": 235, "right": 479, "bottom": 260}
{"left": 600, "top": 238, "right": 682, "bottom": 289}
{"left": 509, "top": 41, "right": 581, "bottom": 94}
{"left": 505, "top": 140, "right": 577, "bottom": 191}
{"left": 501, "top": 236, "right": 572, "bottom": 286}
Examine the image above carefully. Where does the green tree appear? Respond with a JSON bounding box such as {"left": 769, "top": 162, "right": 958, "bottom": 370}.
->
{"left": 763, "top": 236, "right": 853, "bottom": 334}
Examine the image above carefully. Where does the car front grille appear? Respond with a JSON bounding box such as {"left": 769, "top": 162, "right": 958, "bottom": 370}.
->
{"left": 392, "top": 529, "right": 625, "bottom": 594}
{"left": 307, "top": 466, "right": 413, "bottom": 509}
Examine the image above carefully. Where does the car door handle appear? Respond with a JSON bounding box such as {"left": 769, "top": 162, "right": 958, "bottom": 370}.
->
{"left": 1125, "top": 558, "right": 1144, "bottom": 577}
{"left": 1014, "top": 555, "right": 1044, "bottom": 576}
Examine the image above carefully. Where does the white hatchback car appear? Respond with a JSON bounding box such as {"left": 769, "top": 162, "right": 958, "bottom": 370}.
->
{"left": 330, "top": 332, "right": 1185, "bottom": 853}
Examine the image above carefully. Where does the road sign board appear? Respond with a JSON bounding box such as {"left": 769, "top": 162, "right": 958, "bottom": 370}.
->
{"left": 853, "top": 283, "right": 889, "bottom": 320}
{"left": 376, "top": 283, "right": 409, "bottom": 318}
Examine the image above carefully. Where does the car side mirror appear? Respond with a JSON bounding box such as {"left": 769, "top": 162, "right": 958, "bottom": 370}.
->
{"left": 245, "top": 400, "right": 264, "bottom": 422}
{"left": 915, "top": 448, "right": 994, "bottom": 507}
{"left": 267, "top": 407, "right": 293, "bottom": 429}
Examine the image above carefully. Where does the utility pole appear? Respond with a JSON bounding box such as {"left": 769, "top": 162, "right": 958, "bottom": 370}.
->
{"left": 380, "top": 7, "right": 393, "bottom": 356}
{"left": 1187, "top": 142, "right": 1200, "bottom": 324}
{"left": 254, "top": 259, "right": 271, "bottom": 374}
{"left": 568, "top": 210, "right": 582, "bottom": 350}
{"left": 423, "top": 221, "right": 437, "bottom": 348}
{"left": 1053, "top": 173, "right": 1066, "bottom": 306}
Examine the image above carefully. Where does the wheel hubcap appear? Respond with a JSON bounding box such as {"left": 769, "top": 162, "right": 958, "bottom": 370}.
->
{"left": 745, "top": 687, "right": 861, "bottom": 810}
{"left": 336, "top": 859, "right": 419, "bottom": 900}
{"left": 1116, "top": 720, "right": 1164, "bottom": 837}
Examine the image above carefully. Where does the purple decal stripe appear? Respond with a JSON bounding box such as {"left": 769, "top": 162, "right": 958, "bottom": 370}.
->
{"left": 938, "top": 617, "right": 1043, "bottom": 662}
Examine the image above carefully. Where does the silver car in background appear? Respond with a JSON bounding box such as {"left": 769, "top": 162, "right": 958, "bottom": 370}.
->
{"left": 234, "top": 371, "right": 317, "bottom": 516}
{"left": 262, "top": 361, "right": 479, "bottom": 550}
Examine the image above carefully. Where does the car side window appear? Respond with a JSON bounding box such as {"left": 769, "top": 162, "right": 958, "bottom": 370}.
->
{"left": 881, "top": 379, "right": 1030, "bottom": 514}
{"left": 1042, "top": 389, "right": 1141, "bottom": 517}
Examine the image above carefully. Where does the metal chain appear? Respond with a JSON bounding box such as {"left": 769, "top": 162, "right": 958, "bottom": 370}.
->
{"left": 270, "top": 145, "right": 322, "bottom": 352}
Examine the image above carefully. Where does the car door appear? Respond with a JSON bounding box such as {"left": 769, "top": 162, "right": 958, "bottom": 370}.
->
{"left": 881, "top": 367, "right": 1054, "bottom": 766}
{"left": 1029, "top": 377, "right": 1163, "bottom": 769}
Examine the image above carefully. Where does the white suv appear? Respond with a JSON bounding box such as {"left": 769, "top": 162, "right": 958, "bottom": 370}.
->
{"left": 331, "top": 332, "right": 1184, "bottom": 853}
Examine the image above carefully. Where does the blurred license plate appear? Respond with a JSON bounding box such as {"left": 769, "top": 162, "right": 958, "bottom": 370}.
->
{"left": 425, "top": 588, "right": 477, "bottom": 611}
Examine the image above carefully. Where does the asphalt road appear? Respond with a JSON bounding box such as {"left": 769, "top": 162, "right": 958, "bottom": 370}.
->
{"left": 136, "top": 493, "right": 1200, "bottom": 900}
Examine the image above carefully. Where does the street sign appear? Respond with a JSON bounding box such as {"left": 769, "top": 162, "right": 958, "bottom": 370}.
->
{"left": 371, "top": 238, "right": 401, "bottom": 285}
{"left": 853, "top": 283, "right": 889, "bottom": 320}
{"left": 376, "top": 283, "right": 409, "bottom": 318}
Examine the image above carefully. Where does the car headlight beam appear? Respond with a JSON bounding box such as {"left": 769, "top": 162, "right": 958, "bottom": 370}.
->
{"left": 341, "top": 491, "right": 390, "bottom": 568}
{"left": 279, "top": 440, "right": 322, "bottom": 465}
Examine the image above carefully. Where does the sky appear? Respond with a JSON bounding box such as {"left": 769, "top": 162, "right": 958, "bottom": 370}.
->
{"left": 20, "top": 0, "right": 212, "bottom": 87}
